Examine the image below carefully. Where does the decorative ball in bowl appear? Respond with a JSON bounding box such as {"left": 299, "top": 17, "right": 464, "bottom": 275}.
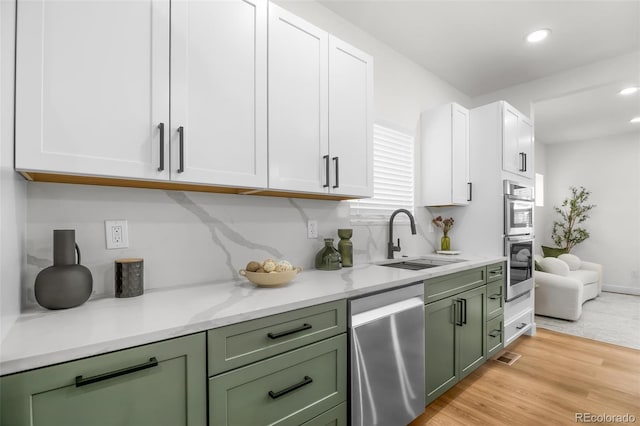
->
{"left": 239, "top": 259, "right": 302, "bottom": 287}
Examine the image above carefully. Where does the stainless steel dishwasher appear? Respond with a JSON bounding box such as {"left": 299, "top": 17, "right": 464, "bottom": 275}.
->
{"left": 349, "top": 283, "right": 425, "bottom": 426}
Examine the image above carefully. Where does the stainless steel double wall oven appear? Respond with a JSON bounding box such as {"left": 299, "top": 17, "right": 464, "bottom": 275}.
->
{"left": 504, "top": 180, "right": 535, "bottom": 301}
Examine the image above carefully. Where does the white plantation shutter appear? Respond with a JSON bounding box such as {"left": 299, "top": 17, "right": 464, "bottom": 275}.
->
{"left": 350, "top": 124, "right": 414, "bottom": 223}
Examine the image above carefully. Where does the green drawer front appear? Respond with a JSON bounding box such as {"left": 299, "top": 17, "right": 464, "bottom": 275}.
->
{"left": 486, "top": 315, "right": 504, "bottom": 358}
{"left": 209, "top": 334, "right": 347, "bottom": 426}
{"left": 1, "top": 333, "right": 206, "bottom": 426}
{"left": 486, "top": 279, "right": 504, "bottom": 320}
{"left": 486, "top": 262, "right": 505, "bottom": 283}
{"left": 208, "top": 300, "right": 346, "bottom": 375}
{"left": 424, "top": 267, "right": 485, "bottom": 304}
{"left": 301, "top": 402, "right": 347, "bottom": 426}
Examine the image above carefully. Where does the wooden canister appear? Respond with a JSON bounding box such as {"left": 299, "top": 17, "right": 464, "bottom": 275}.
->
{"left": 115, "top": 258, "right": 144, "bottom": 298}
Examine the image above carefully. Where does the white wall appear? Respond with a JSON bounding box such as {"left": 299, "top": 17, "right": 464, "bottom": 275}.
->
{"left": 534, "top": 141, "right": 547, "bottom": 253}
{"left": 1, "top": 0, "right": 27, "bottom": 341}
{"left": 541, "top": 132, "right": 640, "bottom": 294}
{"left": 16, "top": 1, "right": 470, "bottom": 310}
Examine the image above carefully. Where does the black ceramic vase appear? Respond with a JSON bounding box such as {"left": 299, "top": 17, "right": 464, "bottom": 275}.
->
{"left": 34, "top": 230, "right": 93, "bottom": 310}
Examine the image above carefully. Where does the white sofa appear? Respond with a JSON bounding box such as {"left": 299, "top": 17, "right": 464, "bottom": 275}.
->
{"left": 534, "top": 253, "right": 603, "bottom": 321}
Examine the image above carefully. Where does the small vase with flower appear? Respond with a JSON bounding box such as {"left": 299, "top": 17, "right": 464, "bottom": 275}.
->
{"left": 432, "top": 216, "right": 454, "bottom": 251}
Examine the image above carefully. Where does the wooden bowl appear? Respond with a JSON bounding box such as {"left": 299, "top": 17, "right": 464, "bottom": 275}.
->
{"left": 239, "top": 267, "right": 303, "bottom": 287}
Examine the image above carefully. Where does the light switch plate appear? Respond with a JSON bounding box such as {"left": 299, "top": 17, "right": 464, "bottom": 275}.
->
{"left": 105, "top": 220, "right": 129, "bottom": 249}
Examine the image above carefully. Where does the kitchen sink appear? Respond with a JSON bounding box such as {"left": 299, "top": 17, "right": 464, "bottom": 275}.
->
{"left": 379, "top": 257, "right": 463, "bottom": 270}
{"left": 382, "top": 261, "right": 439, "bottom": 270}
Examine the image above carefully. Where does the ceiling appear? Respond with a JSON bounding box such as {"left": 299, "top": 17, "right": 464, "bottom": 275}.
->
{"left": 319, "top": 0, "right": 640, "bottom": 143}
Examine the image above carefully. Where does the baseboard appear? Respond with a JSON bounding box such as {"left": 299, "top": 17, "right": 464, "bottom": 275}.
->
{"left": 601, "top": 285, "right": 640, "bottom": 296}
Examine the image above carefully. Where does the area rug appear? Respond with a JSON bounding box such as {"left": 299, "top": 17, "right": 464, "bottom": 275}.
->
{"left": 535, "top": 291, "right": 640, "bottom": 350}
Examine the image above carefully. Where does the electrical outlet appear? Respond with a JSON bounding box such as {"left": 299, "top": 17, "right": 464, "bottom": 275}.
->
{"left": 307, "top": 220, "right": 318, "bottom": 239}
{"left": 428, "top": 223, "right": 435, "bottom": 233}
{"left": 105, "top": 220, "right": 129, "bottom": 249}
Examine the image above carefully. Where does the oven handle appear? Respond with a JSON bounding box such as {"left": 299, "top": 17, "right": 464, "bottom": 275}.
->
{"left": 505, "top": 194, "right": 534, "bottom": 202}
{"left": 506, "top": 235, "right": 535, "bottom": 243}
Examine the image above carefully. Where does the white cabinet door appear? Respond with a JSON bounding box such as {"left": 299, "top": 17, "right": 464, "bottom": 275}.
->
{"left": 501, "top": 104, "right": 520, "bottom": 176}
{"left": 268, "top": 4, "right": 329, "bottom": 194}
{"left": 421, "top": 103, "right": 470, "bottom": 206}
{"left": 328, "top": 36, "right": 373, "bottom": 197}
{"left": 15, "top": 0, "right": 170, "bottom": 180}
{"left": 170, "top": 0, "right": 267, "bottom": 187}
{"left": 518, "top": 116, "right": 534, "bottom": 179}
{"left": 451, "top": 104, "right": 470, "bottom": 204}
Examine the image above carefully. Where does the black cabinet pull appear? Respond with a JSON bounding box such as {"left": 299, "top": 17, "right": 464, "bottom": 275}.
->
{"left": 157, "top": 123, "right": 165, "bottom": 172}
{"left": 488, "top": 330, "right": 501, "bottom": 338}
{"left": 267, "top": 323, "right": 312, "bottom": 339}
{"left": 461, "top": 298, "right": 467, "bottom": 325}
{"left": 322, "top": 155, "right": 330, "bottom": 188}
{"left": 467, "top": 182, "right": 472, "bottom": 201}
{"left": 488, "top": 293, "right": 502, "bottom": 300}
{"left": 268, "top": 376, "right": 313, "bottom": 399}
{"left": 519, "top": 152, "right": 525, "bottom": 172}
{"left": 523, "top": 153, "right": 527, "bottom": 172}
{"left": 454, "top": 300, "right": 463, "bottom": 326}
{"left": 332, "top": 156, "right": 339, "bottom": 189}
{"left": 489, "top": 268, "right": 501, "bottom": 276}
{"left": 516, "top": 322, "right": 527, "bottom": 330}
{"left": 177, "top": 126, "right": 185, "bottom": 173}
{"left": 75, "top": 357, "right": 158, "bottom": 387}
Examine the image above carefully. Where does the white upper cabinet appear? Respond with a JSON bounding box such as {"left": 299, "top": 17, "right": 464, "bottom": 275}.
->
{"left": 15, "top": 0, "right": 170, "bottom": 180}
{"left": 16, "top": 0, "right": 267, "bottom": 189}
{"left": 170, "top": 0, "right": 267, "bottom": 187}
{"left": 502, "top": 102, "right": 533, "bottom": 179}
{"left": 268, "top": 4, "right": 373, "bottom": 197}
{"left": 268, "top": 4, "right": 329, "bottom": 194}
{"left": 421, "top": 103, "right": 470, "bottom": 206}
{"left": 328, "top": 36, "right": 374, "bottom": 198}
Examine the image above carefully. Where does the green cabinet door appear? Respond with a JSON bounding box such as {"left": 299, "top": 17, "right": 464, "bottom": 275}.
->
{"left": 0, "top": 333, "right": 206, "bottom": 426}
{"left": 425, "top": 295, "right": 458, "bottom": 404}
{"left": 457, "top": 285, "right": 487, "bottom": 379}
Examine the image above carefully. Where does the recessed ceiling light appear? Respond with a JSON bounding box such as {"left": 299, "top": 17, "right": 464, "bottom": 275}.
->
{"left": 526, "top": 29, "right": 551, "bottom": 43}
{"left": 619, "top": 87, "right": 639, "bottom": 95}
{"left": 630, "top": 117, "right": 640, "bottom": 123}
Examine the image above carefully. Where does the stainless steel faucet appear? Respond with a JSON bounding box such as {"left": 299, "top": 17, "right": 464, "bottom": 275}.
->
{"left": 387, "top": 208, "right": 417, "bottom": 259}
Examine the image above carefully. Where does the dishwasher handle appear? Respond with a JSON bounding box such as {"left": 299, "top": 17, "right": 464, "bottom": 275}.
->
{"left": 351, "top": 297, "right": 423, "bottom": 328}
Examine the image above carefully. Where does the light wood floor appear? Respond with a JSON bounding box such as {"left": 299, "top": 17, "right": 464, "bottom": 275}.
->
{"left": 410, "top": 329, "right": 640, "bottom": 425}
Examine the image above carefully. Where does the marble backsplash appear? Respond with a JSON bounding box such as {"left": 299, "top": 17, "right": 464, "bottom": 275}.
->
{"left": 24, "top": 182, "right": 438, "bottom": 309}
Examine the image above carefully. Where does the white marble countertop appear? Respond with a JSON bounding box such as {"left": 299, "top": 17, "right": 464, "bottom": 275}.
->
{"left": 0, "top": 255, "right": 504, "bottom": 375}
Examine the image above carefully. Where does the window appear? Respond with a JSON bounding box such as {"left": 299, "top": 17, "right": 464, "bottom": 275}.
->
{"left": 350, "top": 123, "right": 415, "bottom": 223}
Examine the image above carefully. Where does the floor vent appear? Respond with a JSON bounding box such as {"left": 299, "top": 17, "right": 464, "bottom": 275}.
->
{"left": 495, "top": 351, "right": 521, "bottom": 366}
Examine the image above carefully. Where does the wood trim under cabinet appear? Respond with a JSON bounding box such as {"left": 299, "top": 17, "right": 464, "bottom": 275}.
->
{"left": 18, "top": 172, "right": 359, "bottom": 201}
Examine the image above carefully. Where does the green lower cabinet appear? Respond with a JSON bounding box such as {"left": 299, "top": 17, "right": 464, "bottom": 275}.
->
{"left": 486, "top": 315, "right": 504, "bottom": 358}
{"left": 425, "top": 284, "right": 487, "bottom": 405}
{"left": 301, "top": 402, "right": 347, "bottom": 426}
{"left": 209, "top": 334, "right": 346, "bottom": 426}
{"left": 457, "top": 285, "right": 487, "bottom": 380}
{"left": 425, "top": 296, "right": 458, "bottom": 404}
{"left": 0, "top": 333, "right": 207, "bottom": 426}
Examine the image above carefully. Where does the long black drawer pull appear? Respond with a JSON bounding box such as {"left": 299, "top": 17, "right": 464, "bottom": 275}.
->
{"left": 323, "top": 155, "right": 330, "bottom": 188}
{"left": 332, "top": 156, "right": 339, "bottom": 189}
{"left": 461, "top": 298, "right": 467, "bottom": 325}
{"left": 488, "top": 294, "right": 502, "bottom": 300}
{"left": 75, "top": 357, "right": 158, "bottom": 387}
{"left": 157, "top": 123, "right": 165, "bottom": 172}
{"left": 454, "top": 300, "right": 463, "bottom": 326}
{"left": 516, "top": 322, "right": 527, "bottom": 330}
{"left": 267, "top": 323, "right": 312, "bottom": 339}
{"left": 177, "top": 126, "right": 185, "bottom": 173}
{"left": 489, "top": 330, "right": 501, "bottom": 338}
{"left": 268, "top": 376, "right": 313, "bottom": 399}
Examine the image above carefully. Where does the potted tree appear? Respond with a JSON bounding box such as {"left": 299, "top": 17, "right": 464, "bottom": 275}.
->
{"left": 542, "top": 186, "right": 595, "bottom": 257}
